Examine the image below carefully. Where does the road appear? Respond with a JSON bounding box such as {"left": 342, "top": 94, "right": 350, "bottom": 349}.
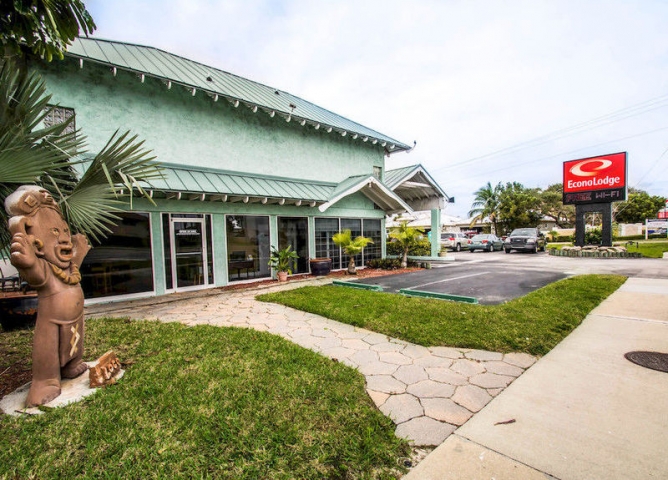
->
{"left": 356, "top": 251, "right": 668, "bottom": 304}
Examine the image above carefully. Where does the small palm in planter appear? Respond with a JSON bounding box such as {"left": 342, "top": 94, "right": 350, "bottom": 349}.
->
{"left": 268, "top": 245, "right": 299, "bottom": 281}
{"left": 332, "top": 229, "right": 373, "bottom": 275}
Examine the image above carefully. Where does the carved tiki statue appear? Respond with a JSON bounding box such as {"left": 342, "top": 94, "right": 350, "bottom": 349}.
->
{"left": 5, "top": 186, "right": 91, "bottom": 407}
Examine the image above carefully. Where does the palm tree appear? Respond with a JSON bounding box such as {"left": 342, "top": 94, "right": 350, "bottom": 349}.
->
{"left": 0, "top": 59, "right": 161, "bottom": 252}
{"left": 1, "top": 0, "right": 96, "bottom": 62}
{"left": 468, "top": 181, "right": 502, "bottom": 235}
{"left": 387, "top": 221, "right": 424, "bottom": 268}
{"left": 332, "top": 229, "right": 373, "bottom": 274}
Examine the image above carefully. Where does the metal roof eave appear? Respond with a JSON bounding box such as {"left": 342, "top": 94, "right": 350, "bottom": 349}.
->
{"left": 318, "top": 176, "right": 413, "bottom": 215}
{"left": 64, "top": 38, "right": 413, "bottom": 154}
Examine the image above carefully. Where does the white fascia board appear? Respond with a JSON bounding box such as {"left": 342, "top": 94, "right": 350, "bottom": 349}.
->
{"left": 319, "top": 176, "right": 413, "bottom": 214}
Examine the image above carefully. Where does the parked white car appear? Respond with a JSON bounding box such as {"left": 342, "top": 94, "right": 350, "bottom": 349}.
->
{"left": 441, "top": 232, "right": 468, "bottom": 252}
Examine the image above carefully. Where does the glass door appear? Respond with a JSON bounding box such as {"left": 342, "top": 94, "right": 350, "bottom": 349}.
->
{"left": 170, "top": 218, "right": 207, "bottom": 289}
{"left": 278, "top": 217, "right": 309, "bottom": 274}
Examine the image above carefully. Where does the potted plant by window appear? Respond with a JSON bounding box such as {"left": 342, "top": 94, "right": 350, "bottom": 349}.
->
{"left": 332, "top": 229, "right": 373, "bottom": 275}
{"left": 268, "top": 245, "right": 299, "bottom": 282}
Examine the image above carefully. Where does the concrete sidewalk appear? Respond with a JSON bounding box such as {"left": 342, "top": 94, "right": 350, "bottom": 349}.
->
{"left": 404, "top": 277, "right": 668, "bottom": 479}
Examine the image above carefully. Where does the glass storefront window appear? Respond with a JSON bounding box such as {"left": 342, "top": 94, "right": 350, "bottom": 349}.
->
{"left": 81, "top": 212, "right": 154, "bottom": 298}
{"left": 226, "top": 215, "right": 270, "bottom": 281}
{"left": 363, "top": 219, "right": 382, "bottom": 262}
{"left": 315, "top": 217, "right": 383, "bottom": 270}
{"left": 315, "top": 218, "right": 342, "bottom": 269}
{"left": 341, "top": 218, "right": 362, "bottom": 269}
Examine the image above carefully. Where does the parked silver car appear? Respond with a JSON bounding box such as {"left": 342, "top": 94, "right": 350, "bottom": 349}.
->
{"left": 504, "top": 228, "right": 546, "bottom": 253}
{"left": 468, "top": 234, "right": 504, "bottom": 252}
{"left": 441, "top": 232, "right": 468, "bottom": 252}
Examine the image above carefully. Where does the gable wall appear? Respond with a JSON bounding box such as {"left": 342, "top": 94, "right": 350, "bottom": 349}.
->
{"left": 37, "top": 58, "right": 386, "bottom": 183}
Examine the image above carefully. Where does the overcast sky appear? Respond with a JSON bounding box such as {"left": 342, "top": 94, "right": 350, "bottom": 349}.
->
{"left": 85, "top": 0, "right": 668, "bottom": 218}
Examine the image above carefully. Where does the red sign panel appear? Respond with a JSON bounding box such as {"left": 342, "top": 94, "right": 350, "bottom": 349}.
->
{"left": 563, "top": 152, "right": 627, "bottom": 204}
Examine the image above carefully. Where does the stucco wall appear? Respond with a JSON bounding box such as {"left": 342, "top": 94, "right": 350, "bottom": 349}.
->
{"left": 37, "top": 58, "right": 386, "bottom": 183}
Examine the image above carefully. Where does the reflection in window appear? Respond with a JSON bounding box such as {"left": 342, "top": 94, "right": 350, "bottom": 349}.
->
{"left": 315, "top": 217, "right": 383, "bottom": 270}
{"left": 81, "top": 212, "right": 153, "bottom": 298}
{"left": 363, "top": 219, "right": 382, "bottom": 262}
{"left": 226, "top": 215, "right": 270, "bottom": 281}
{"left": 315, "top": 218, "right": 342, "bottom": 269}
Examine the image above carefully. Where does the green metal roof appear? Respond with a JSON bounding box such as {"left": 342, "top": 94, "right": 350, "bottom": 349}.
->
{"left": 145, "top": 163, "right": 410, "bottom": 214}
{"left": 385, "top": 164, "right": 450, "bottom": 210}
{"left": 66, "top": 37, "right": 412, "bottom": 153}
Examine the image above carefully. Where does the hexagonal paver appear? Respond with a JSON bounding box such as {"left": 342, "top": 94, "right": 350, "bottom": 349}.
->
{"left": 429, "top": 347, "right": 464, "bottom": 359}
{"left": 425, "top": 368, "right": 469, "bottom": 386}
{"left": 450, "top": 359, "right": 486, "bottom": 377}
{"left": 504, "top": 352, "right": 537, "bottom": 368}
{"left": 379, "top": 394, "right": 423, "bottom": 424}
{"left": 464, "top": 349, "right": 504, "bottom": 361}
{"left": 393, "top": 365, "right": 429, "bottom": 385}
{"left": 451, "top": 385, "right": 492, "bottom": 412}
{"left": 366, "top": 375, "right": 407, "bottom": 394}
{"left": 406, "top": 380, "right": 455, "bottom": 399}
{"left": 378, "top": 351, "right": 412, "bottom": 365}
{"left": 422, "top": 398, "right": 474, "bottom": 426}
{"left": 484, "top": 361, "right": 524, "bottom": 377}
{"left": 366, "top": 389, "right": 390, "bottom": 407}
{"left": 395, "top": 417, "right": 457, "bottom": 446}
{"left": 469, "top": 373, "right": 514, "bottom": 389}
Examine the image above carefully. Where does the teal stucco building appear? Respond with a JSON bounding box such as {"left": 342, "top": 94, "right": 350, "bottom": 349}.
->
{"left": 37, "top": 38, "right": 448, "bottom": 301}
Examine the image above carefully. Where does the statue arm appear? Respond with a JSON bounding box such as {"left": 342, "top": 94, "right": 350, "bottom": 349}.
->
{"left": 71, "top": 234, "right": 91, "bottom": 268}
{"left": 9, "top": 232, "right": 47, "bottom": 286}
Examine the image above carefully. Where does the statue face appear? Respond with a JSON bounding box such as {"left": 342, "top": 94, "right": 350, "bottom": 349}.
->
{"left": 31, "top": 208, "right": 74, "bottom": 269}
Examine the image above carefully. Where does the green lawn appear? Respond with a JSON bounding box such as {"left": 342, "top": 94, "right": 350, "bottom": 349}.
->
{"left": 623, "top": 241, "right": 668, "bottom": 258}
{"left": 258, "top": 274, "right": 626, "bottom": 356}
{"left": 548, "top": 239, "right": 668, "bottom": 258}
{"left": 0, "top": 319, "right": 409, "bottom": 479}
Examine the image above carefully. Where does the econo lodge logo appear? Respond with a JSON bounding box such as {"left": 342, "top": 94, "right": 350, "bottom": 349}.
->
{"left": 563, "top": 152, "right": 626, "bottom": 193}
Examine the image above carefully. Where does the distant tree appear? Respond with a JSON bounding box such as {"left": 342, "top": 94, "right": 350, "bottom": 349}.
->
{"left": 538, "top": 183, "right": 575, "bottom": 228}
{"left": 468, "top": 181, "right": 502, "bottom": 235}
{"left": 388, "top": 221, "right": 424, "bottom": 268}
{"left": 1, "top": 0, "right": 96, "bottom": 63}
{"left": 614, "top": 189, "right": 666, "bottom": 223}
{"left": 496, "top": 182, "right": 542, "bottom": 234}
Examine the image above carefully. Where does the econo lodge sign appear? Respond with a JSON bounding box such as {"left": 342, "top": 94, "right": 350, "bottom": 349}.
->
{"left": 563, "top": 152, "right": 627, "bottom": 205}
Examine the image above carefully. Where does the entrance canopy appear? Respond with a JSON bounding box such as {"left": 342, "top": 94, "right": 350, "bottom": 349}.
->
{"left": 385, "top": 164, "right": 449, "bottom": 211}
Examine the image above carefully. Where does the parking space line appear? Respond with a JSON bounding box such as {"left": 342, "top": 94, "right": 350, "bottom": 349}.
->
{"left": 406, "top": 271, "right": 489, "bottom": 290}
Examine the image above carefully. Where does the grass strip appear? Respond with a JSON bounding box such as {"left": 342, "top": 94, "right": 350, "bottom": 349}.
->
{"left": 0, "top": 319, "right": 409, "bottom": 479}
{"left": 258, "top": 274, "right": 626, "bottom": 356}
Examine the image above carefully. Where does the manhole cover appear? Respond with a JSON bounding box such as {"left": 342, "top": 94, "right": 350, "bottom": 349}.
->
{"left": 624, "top": 351, "right": 668, "bottom": 373}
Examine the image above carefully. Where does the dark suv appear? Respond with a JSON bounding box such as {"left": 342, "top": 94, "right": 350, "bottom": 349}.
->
{"left": 504, "top": 228, "right": 546, "bottom": 253}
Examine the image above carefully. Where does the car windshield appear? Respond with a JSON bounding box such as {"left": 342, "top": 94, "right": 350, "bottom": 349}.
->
{"left": 471, "top": 235, "right": 488, "bottom": 241}
{"left": 510, "top": 228, "right": 536, "bottom": 236}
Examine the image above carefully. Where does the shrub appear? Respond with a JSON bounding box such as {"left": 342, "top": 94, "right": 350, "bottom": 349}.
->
{"left": 585, "top": 228, "right": 602, "bottom": 245}
{"left": 366, "top": 258, "right": 402, "bottom": 269}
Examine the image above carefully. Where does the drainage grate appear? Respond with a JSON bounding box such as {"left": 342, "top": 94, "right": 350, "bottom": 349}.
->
{"left": 624, "top": 351, "right": 668, "bottom": 373}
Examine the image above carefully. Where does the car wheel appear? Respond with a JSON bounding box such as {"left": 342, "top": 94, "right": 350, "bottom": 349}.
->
{"left": 489, "top": 244, "right": 494, "bottom": 252}
{"left": 505, "top": 248, "right": 511, "bottom": 254}
{"left": 455, "top": 243, "right": 461, "bottom": 252}
{"left": 532, "top": 244, "right": 538, "bottom": 253}
{"left": 469, "top": 248, "right": 474, "bottom": 253}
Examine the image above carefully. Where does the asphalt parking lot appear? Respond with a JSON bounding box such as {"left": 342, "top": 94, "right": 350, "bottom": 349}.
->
{"left": 353, "top": 250, "right": 668, "bottom": 304}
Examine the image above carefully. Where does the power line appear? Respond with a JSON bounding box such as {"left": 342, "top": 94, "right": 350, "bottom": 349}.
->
{"left": 434, "top": 92, "right": 668, "bottom": 173}
{"left": 445, "top": 125, "right": 668, "bottom": 179}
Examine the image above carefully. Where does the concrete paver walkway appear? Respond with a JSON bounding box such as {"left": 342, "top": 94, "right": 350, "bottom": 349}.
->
{"left": 404, "top": 277, "right": 668, "bottom": 479}
{"left": 86, "top": 278, "right": 535, "bottom": 446}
